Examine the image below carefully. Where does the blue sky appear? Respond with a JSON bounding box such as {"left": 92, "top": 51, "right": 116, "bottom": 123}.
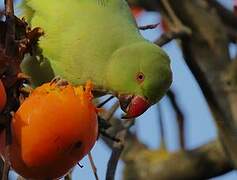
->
{"left": 7, "top": 0, "right": 237, "bottom": 179}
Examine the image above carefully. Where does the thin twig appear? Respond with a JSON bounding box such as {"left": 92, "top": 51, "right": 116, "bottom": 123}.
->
{"left": 1, "top": 1, "right": 16, "bottom": 179}
{"left": 157, "top": 103, "right": 166, "bottom": 148}
{"left": 155, "top": 29, "right": 190, "bottom": 47}
{"left": 158, "top": 0, "right": 191, "bottom": 47}
{"left": 166, "top": 90, "right": 185, "bottom": 149}
{"left": 88, "top": 152, "right": 99, "bottom": 180}
{"left": 160, "top": 0, "right": 182, "bottom": 27}
{"left": 2, "top": 146, "right": 10, "bottom": 180}
{"left": 123, "top": 140, "right": 232, "bottom": 179}
{"left": 4, "top": 0, "right": 14, "bottom": 16}
{"left": 138, "top": 23, "right": 159, "bottom": 30}
{"left": 205, "top": 0, "right": 237, "bottom": 29}
{"left": 17, "top": 176, "right": 27, "bottom": 180}
{"left": 0, "top": 158, "right": 4, "bottom": 180}
{"left": 102, "top": 101, "right": 119, "bottom": 122}
{"left": 106, "top": 120, "right": 133, "bottom": 180}
{"left": 97, "top": 96, "right": 114, "bottom": 108}
{"left": 0, "top": 9, "right": 4, "bottom": 18}
{"left": 98, "top": 101, "right": 120, "bottom": 142}
{"left": 64, "top": 170, "right": 73, "bottom": 180}
{"left": 106, "top": 131, "right": 125, "bottom": 180}
{"left": 5, "top": 0, "right": 16, "bottom": 56}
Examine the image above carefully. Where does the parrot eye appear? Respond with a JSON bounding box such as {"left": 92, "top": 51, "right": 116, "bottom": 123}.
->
{"left": 136, "top": 72, "right": 145, "bottom": 84}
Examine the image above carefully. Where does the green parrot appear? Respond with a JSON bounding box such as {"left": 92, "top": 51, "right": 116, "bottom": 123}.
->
{"left": 20, "top": 0, "right": 172, "bottom": 118}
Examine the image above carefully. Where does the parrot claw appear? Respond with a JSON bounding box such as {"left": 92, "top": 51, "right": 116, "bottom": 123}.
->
{"left": 17, "top": 72, "right": 31, "bottom": 80}
{"left": 97, "top": 0, "right": 107, "bottom": 6}
{"left": 50, "top": 76, "right": 69, "bottom": 87}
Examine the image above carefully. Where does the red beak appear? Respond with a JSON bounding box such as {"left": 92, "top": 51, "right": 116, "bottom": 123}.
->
{"left": 118, "top": 94, "right": 151, "bottom": 119}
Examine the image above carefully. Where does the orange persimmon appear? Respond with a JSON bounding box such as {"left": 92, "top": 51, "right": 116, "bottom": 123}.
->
{"left": 1, "top": 81, "right": 98, "bottom": 179}
{"left": 0, "top": 80, "right": 7, "bottom": 112}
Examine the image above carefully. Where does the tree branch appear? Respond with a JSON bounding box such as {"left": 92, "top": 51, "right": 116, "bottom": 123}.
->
{"left": 205, "top": 0, "right": 237, "bottom": 29}
{"left": 106, "top": 130, "right": 125, "bottom": 180}
{"left": 155, "top": 29, "right": 190, "bottom": 46}
{"left": 157, "top": 0, "right": 237, "bottom": 167}
{"left": 166, "top": 90, "right": 185, "bottom": 149}
{"left": 5, "top": 0, "right": 16, "bottom": 57}
{"left": 123, "top": 140, "right": 233, "bottom": 180}
{"left": 156, "top": 104, "right": 166, "bottom": 148}
{"left": 138, "top": 23, "right": 159, "bottom": 31}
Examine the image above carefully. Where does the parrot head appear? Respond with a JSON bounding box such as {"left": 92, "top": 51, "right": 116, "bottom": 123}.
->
{"left": 106, "top": 41, "right": 172, "bottom": 119}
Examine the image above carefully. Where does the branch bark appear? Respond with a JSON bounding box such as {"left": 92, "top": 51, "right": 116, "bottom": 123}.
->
{"left": 123, "top": 140, "right": 233, "bottom": 180}
{"left": 157, "top": 0, "right": 237, "bottom": 167}
{"left": 206, "top": 0, "right": 237, "bottom": 29}
{"left": 126, "top": 0, "right": 237, "bottom": 178}
{"left": 166, "top": 90, "right": 185, "bottom": 149}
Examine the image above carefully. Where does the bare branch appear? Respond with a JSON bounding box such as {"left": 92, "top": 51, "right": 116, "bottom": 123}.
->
{"left": 5, "top": 0, "right": 16, "bottom": 56}
{"left": 166, "top": 90, "right": 185, "bottom": 149}
{"left": 97, "top": 96, "right": 114, "bottom": 108}
{"left": 157, "top": 104, "right": 166, "bottom": 148}
{"left": 205, "top": 0, "right": 237, "bottom": 29}
{"left": 88, "top": 152, "right": 99, "bottom": 180}
{"left": 2, "top": 147, "right": 10, "bottom": 180}
{"left": 106, "top": 119, "right": 135, "bottom": 180}
{"left": 99, "top": 102, "right": 120, "bottom": 142}
{"left": 160, "top": 0, "right": 182, "bottom": 27}
{"left": 102, "top": 116, "right": 146, "bottom": 151}
{"left": 225, "top": 26, "right": 237, "bottom": 43}
{"left": 162, "top": 0, "right": 237, "bottom": 167}
{"left": 155, "top": 29, "right": 190, "bottom": 46}
{"left": 64, "top": 172, "right": 72, "bottom": 180}
{"left": 138, "top": 23, "right": 159, "bottom": 31}
{"left": 106, "top": 130, "right": 126, "bottom": 180}
{"left": 5, "top": 0, "right": 14, "bottom": 16}
{"left": 123, "top": 140, "right": 232, "bottom": 180}
{"left": 102, "top": 101, "right": 119, "bottom": 122}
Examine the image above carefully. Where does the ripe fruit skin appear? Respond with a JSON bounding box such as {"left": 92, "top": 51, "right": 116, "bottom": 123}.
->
{"left": 0, "top": 80, "right": 7, "bottom": 112}
{"left": 2, "top": 81, "right": 98, "bottom": 179}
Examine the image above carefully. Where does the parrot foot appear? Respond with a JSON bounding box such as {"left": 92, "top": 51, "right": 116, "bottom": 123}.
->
{"left": 100, "top": 130, "right": 120, "bottom": 142}
{"left": 17, "top": 72, "right": 30, "bottom": 80}
{"left": 50, "top": 76, "right": 69, "bottom": 87}
{"left": 97, "top": 0, "right": 108, "bottom": 6}
{"left": 17, "top": 73, "right": 31, "bottom": 89}
{"left": 17, "top": 38, "right": 30, "bottom": 57}
{"left": 20, "top": 84, "right": 33, "bottom": 92}
{"left": 26, "top": 27, "right": 44, "bottom": 41}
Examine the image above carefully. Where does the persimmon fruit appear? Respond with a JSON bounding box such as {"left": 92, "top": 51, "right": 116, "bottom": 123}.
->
{"left": 0, "top": 79, "right": 7, "bottom": 112}
{"left": 1, "top": 81, "right": 98, "bottom": 179}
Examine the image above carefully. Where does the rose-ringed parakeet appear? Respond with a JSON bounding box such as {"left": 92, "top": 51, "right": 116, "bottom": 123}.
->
{"left": 20, "top": 0, "right": 172, "bottom": 118}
